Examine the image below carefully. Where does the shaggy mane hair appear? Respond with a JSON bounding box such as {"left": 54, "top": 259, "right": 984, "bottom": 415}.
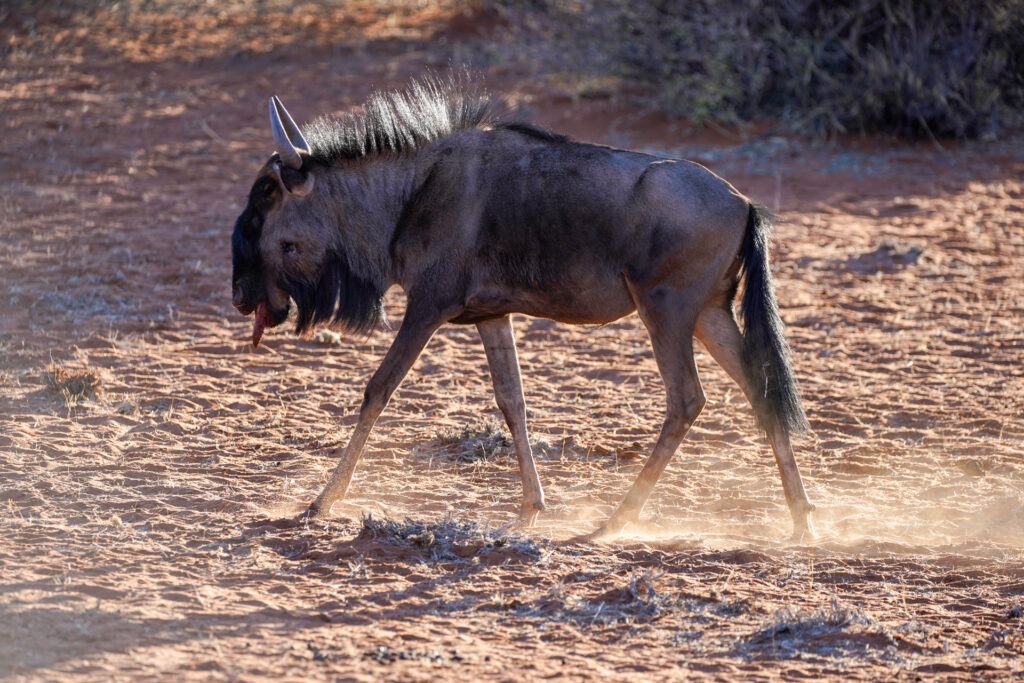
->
{"left": 302, "top": 77, "right": 494, "bottom": 164}
{"left": 301, "top": 77, "right": 568, "bottom": 165}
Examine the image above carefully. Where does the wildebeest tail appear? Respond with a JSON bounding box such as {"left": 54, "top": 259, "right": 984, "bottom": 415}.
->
{"left": 738, "top": 204, "right": 808, "bottom": 435}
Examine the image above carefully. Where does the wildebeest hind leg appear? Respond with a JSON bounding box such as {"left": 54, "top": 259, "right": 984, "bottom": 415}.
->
{"left": 695, "top": 306, "right": 815, "bottom": 541}
{"left": 599, "top": 287, "right": 706, "bottom": 536}
{"left": 477, "top": 316, "right": 545, "bottom": 526}
{"left": 307, "top": 306, "right": 447, "bottom": 518}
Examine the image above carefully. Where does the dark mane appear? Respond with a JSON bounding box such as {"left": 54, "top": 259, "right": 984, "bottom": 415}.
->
{"left": 494, "top": 121, "right": 570, "bottom": 143}
{"left": 302, "top": 77, "right": 495, "bottom": 164}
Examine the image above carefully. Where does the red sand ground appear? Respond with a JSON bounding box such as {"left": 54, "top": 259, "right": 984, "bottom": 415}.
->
{"left": 1, "top": 3, "right": 1023, "bottom": 680}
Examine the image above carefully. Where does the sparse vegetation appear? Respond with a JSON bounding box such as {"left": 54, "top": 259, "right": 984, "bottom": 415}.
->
{"left": 433, "top": 419, "right": 565, "bottom": 462}
{"left": 114, "top": 397, "right": 139, "bottom": 416}
{"left": 358, "top": 514, "right": 546, "bottom": 563}
{"left": 502, "top": 0, "right": 1024, "bottom": 138}
{"left": 364, "top": 645, "right": 447, "bottom": 664}
{"left": 434, "top": 418, "right": 513, "bottom": 462}
{"left": 747, "top": 596, "right": 891, "bottom": 657}
{"left": 527, "top": 567, "right": 672, "bottom": 625}
{"left": 43, "top": 364, "right": 102, "bottom": 407}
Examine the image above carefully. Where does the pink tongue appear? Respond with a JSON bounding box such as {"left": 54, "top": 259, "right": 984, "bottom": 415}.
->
{"left": 252, "top": 303, "right": 268, "bottom": 348}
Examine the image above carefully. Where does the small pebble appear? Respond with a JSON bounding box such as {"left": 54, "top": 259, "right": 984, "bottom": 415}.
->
{"left": 312, "top": 329, "right": 341, "bottom": 345}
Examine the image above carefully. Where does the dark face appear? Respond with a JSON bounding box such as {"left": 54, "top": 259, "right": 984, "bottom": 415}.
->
{"left": 231, "top": 169, "right": 291, "bottom": 332}
{"left": 231, "top": 158, "right": 384, "bottom": 346}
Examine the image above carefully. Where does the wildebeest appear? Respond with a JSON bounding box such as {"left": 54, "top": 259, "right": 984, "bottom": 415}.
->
{"left": 231, "top": 78, "right": 815, "bottom": 539}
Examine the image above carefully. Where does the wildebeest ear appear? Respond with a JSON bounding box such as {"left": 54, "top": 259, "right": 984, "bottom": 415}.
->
{"left": 281, "top": 165, "right": 315, "bottom": 197}
{"left": 268, "top": 159, "right": 315, "bottom": 198}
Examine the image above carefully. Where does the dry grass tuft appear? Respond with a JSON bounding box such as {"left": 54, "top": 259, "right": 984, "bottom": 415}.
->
{"left": 752, "top": 597, "right": 874, "bottom": 641}
{"left": 43, "top": 366, "right": 101, "bottom": 409}
{"left": 364, "top": 645, "right": 446, "bottom": 665}
{"left": 358, "top": 514, "right": 546, "bottom": 563}
{"left": 43, "top": 364, "right": 102, "bottom": 407}
{"left": 434, "top": 418, "right": 512, "bottom": 462}
{"left": 746, "top": 596, "right": 892, "bottom": 657}
{"left": 516, "top": 568, "right": 674, "bottom": 625}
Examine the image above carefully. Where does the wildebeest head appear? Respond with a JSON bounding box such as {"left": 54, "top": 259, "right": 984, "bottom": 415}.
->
{"left": 231, "top": 97, "right": 383, "bottom": 347}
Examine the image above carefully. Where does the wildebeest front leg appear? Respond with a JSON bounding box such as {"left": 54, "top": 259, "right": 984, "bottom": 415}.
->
{"left": 308, "top": 307, "right": 446, "bottom": 518}
{"left": 600, "top": 287, "right": 706, "bottom": 536}
{"left": 477, "top": 316, "right": 545, "bottom": 526}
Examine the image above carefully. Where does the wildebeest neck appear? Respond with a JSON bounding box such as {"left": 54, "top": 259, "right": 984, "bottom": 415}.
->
{"left": 282, "top": 249, "right": 384, "bottom": 336}
{"left": 312, "top": 157, "right": 419, "bottom": 287}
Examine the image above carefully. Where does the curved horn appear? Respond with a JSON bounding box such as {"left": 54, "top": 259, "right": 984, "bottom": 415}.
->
{"left": 273, "top": 96, "right": 311, "bottom": 154}
{"left": 268, "top": 96, "right": 309, "bottom": 169}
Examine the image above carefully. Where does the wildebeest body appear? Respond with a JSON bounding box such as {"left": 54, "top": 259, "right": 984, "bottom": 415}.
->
{"left": 392, "top": 128, "right": 746, "bottom": 326}
{"left": 232, "top": 80, "right": 815, "bottom": 539}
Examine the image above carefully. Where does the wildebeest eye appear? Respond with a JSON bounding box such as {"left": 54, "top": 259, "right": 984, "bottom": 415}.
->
{"left": 249, "top": 177, "right": 280, "bottom": 212}
{"left": 281, "top": 241, "right": 298, "bottom": 255}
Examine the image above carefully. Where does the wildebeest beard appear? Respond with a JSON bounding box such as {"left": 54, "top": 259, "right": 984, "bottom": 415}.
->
{"left": 282, "top": 250, "right": 384, "bottom": 336}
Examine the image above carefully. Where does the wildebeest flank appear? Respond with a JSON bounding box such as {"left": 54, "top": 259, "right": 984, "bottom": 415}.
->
{"left": 230, "top": 78, "right": 815, "bottom": 539}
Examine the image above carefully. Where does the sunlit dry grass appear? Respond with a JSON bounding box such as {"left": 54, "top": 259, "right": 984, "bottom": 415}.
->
{"left": 43, "top": 363, "right": 102, "bottom": 408}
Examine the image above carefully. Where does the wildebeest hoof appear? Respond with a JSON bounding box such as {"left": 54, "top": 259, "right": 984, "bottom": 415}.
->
{"left": 299, "top": 503, "right": 322, "bottom": 521}
{"left": 590, "top": 514, "right": 632, "bottom": 541}
{"left": 789, "top": 515, "right": 816, "bottom": 544}
{"left": 515, "top": 500, "right": 544, "bottom": 528}
{"left": 588, "top": 525, "right": 620, "bottom": 542}
{"left": 511, "top": 514, "right": 537, "bottom": 530}
{"left": 789, "top": 528, "right": 815, "bottom": 544}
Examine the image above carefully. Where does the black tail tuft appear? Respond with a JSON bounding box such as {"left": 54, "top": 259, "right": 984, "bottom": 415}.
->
{"left": 739, "top": 204, "right": 808, "bottom": 435}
